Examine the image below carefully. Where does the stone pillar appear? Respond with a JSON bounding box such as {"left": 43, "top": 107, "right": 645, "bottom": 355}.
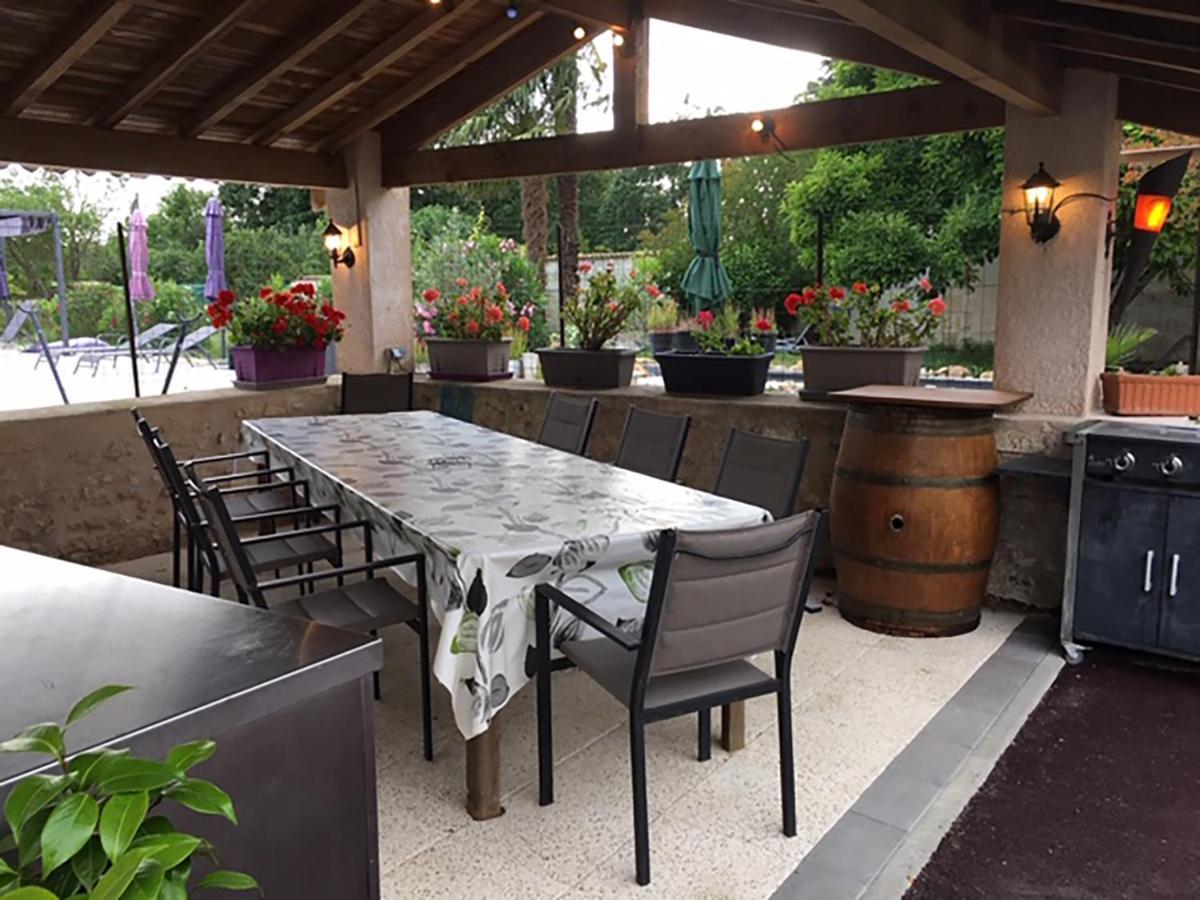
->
{"left": 326, "top": 132, "right": 413, "bottom": 373}
{"left": 993, "top": 69, "right": 1120, "bottom": 417}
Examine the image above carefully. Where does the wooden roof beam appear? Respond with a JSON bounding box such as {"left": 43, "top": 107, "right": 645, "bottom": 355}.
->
{"left": 321, "top": 11, "right": 542, "bottom": 152}
{"left": 379, "top": 15, "right": 600, "bottom": 151}
{"left": 0, "top": 118, "right": 346, "bottom": 187}
{"left": 182, "top": 0, "right": 374, "bottom": 138}
{"left": 0, "top": 0, "right": 133, "bottom": 117}
{"left": 1061, "top": 1, "right": 1200, "bottom": 26}
{"left": 814, "top": 0, "right": 1061, "bottom": 113}
{"left": 1119, "top": 78, "right": 1200, "bottom": 136}
{"left": 91, "top": 0, "right": 263, "bottom": 128}
{"left": 382, "top": 80, "right": 1005, "bottom": 185}
{"left": 1065, "top": 53, "right": 1200, "bottom": 93}
{"left": 996, "top": 0, "right": 1200, "bottom": 52}
{"left": 1028, "top": 28, "right": 1200, "bottom": 77}
{"left": 248, "top": 0, "right": 481, "bottom": 147}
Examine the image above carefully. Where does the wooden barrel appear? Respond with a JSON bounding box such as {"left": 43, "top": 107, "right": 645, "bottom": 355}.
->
{"left": 830, "top": 405, "right": 999, "bottom": 637}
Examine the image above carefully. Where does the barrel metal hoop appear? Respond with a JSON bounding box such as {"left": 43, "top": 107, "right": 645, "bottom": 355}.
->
{"left": 834, "top": 465, "right": 998, "bottom": 489}
{"left": 847, "top": 409, "right": 995, "bottom": 437}
{"left": 833, "top": 543, "right": 993, "bottom": 573}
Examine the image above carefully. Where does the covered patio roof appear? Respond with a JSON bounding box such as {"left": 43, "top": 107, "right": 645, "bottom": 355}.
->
{"left": 1, "top": 1, "right": 1198, "bottom": 188}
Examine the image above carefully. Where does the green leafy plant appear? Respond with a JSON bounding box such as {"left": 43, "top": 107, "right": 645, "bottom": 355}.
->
{"left": 0, "top": 685, "right": 259, "bottom": 899}
{"left": 562, "top": 263, "right": 655, "bottom": 351}
{"left": 646, "top": 297, "right": 680, "bottom": 333}
{"left": 690, "top": 307, "right": 764, "bottom": 355}
{"left": 783, "top": 277, "right": 947, "bottom": 347}
{"left": 1105, "top": 323, "right": 1157, "bottom": 371}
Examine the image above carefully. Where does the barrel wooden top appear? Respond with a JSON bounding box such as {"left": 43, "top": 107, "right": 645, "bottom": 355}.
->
{"left": 829, "top": 385, "right": 1032, "bottom": 412}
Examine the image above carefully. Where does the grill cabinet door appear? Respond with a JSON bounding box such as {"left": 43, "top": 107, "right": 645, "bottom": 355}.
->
{"left": 1158, "top": 496, "right": 1200, "bottom": 656}
{"left": 1073, "top": 483, "right": 1166, "bottom": 648}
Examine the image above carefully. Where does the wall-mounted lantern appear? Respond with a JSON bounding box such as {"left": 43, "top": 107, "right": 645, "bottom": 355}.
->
{"left": 1021, "top": 162, "right": 1062, "bottom": 243}
{"left": 323, "top": 222, "right": 355, "bottom": 269}
{"left": 1133, "top": 194, "right": 1173, "bottom": 233}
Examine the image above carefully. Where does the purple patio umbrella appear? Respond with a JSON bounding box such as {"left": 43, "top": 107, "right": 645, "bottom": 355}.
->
{"left": 204, "top": 197, "right": 227, "bottom": 300}
{"left": 128, "top": 208, "right": 155, "bottom": 302}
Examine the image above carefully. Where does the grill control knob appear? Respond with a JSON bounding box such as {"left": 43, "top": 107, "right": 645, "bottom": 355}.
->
{"left": 1157, "top": 454, "right": 1184, "bottom": 477}
{"left": 1113, "top": 451, "right": 1136, "bottom": 473}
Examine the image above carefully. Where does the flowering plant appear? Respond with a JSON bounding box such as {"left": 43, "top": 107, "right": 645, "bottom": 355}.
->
{"left": 206, "top": 283, "right": 346, "bottom": 350}
{"left": 564, "top": 263, "right": 658, "bottom": 351}
{"left": 784, "top": 277, "right": 946, "bottom": 348}
{"left": 692, "top": 305, "right": 764, "bottom": 356}
{"left": 751, "top": 307, "right": 777, "bottom": 335}
{"left": 416, "top": 282, "right": 530, "bottom": 342}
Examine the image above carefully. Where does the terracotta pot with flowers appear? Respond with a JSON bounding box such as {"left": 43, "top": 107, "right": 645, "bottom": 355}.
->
{"left": 784, "top": 277, "right": 946, "bottom": 396}
{"left": 207, "top": 282, "right": 345, "bottom": 385}
{"left": 416, "top": 281, "right": 528, "bottom": 381}
{"left": 537, "top": 261, "right": 653, "bottom": 390}
{"left": 656, "top": 304, "right": 775, "bottom": 397}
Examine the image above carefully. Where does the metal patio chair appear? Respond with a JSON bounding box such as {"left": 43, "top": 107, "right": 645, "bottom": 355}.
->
{"left": 535, "top": 510, "right": 826, "bottom": 886}
{"left": 537, "top": 392, "right": 598, "bottom": 456}
{"left": 613, "top": 407, "right": 691, "bottom": 482}
{"left": 713, "top": 429, "right": 810, "bottom": 520}
{"left": 193, "top": 478, "right": 434, "bottom": 761}
{"left": 342, "top": 372, "right": 414, "bottom": 414}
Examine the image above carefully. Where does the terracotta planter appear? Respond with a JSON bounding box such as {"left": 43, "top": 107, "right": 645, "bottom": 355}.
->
{"left": 801, "top": 345, "right": 925, "bottom": 395}
{"left": 232, "top": 346, "right": 326, "bottom": 383}
{"left": 1101, "top": 370, "right": 1200, "bottom": 416}
{"left": 656, "top": 351, "right": 773, "bottom": 396}
{"left": 537, "top": 348, "right": 637, "bottom": 390}
{"left": 426, "top": 337, "right": 512, "bottom": 382}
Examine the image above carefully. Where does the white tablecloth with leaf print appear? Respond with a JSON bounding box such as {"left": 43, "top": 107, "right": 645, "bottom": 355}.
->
{"left": 243, "top": 411, "right": 769, "bottom": 738}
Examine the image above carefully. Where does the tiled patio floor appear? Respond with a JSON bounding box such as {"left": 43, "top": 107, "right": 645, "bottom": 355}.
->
{"left": 109, "top": 555, "right": 1021, "bottom": 898}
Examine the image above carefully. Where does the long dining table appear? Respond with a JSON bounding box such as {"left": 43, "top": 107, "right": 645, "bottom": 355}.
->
{"left": 243, "top": 410, "right": 770, "bottom": 819}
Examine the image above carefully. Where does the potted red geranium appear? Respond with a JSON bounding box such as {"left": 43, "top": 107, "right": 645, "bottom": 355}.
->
{"left": 416, "top": 282, "right": 520, "bottom": 381}
{"left": 207, "top": 282, "right": 345, "bottom": 385}
{"left": 656, "top": 305, "right": 775, "bottom": 396}
{"left": 785, "top": 278, "right": 946, "bottom": 395}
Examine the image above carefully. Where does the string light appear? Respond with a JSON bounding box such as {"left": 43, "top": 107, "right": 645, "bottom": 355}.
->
{"left": 573, "top": 25, "right": 586, "bottom": 40}
{"left": 611, "top": 30, "right": 625, "bottom": 47}
{"left": 505, "top": 2, "right": 518, "bottom": 18}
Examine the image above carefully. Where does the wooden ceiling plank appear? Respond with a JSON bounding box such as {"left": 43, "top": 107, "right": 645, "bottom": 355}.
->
{"left": 91, "top": 0, "right": 262, "bottom": 127}
{"left": 248, "top": 0, "right": 481, "bottom": 147}
{"left": 1065, "top": 52, "right": 1200, "bottom": 93}
{"left": 815, "top": 0, "right": 1061, "bottom": 113}
{"left": 382, "top": 80, "right": 1005, "bottom": 184}
{"left": 996, "top": 0, "right": 1200, "bottom": 52}
{"left": 320, "top": 11, "right": 543, "bottom": 153}
{"left": 1029, "top": 28, "right": 1200, "bottom": 76}
{"left": 1, "top": 116, "right": 347, "bottom": 186}
{"left": 488, "top": 0, "right": 630, "bottom": 28}
{"left": 1062, "top": 1, "right": 1200, "bottom": 26}
{"left": 1, "top": 0, "right": 133, "bottom": 116}
{"left": 181, "top": 0, "right": 374, "bottom": 137}
{"left": 1119, "top": 78, "right": 1200, "bottom": 136}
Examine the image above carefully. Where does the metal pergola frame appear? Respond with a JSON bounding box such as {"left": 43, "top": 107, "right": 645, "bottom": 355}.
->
{"left": 0, "top": 209, "right": 70, "bottom": 347}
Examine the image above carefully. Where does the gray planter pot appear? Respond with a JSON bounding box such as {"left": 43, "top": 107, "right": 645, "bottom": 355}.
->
{"left": 426, "top": 337, "right": 512, "bottom": 382}
{"left": 537, "top": 348, "right": 637, "bottom": 390}
{"left": 800, "top": 345, "right": 925, "bottom": 395}
{"left": 648, "top": 332, "right": 676, "bottom": 354}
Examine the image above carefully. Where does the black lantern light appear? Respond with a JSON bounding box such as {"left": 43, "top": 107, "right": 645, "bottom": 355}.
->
{"left": 323, "top": 222, "right": 355, "bottom": 269}
{"left": 1022, "top": 161, "right": 1061, "bottom": 243}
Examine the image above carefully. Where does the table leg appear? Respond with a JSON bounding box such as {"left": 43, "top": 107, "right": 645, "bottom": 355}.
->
{"left": 720, "top": 701, "right": 746, "bottom": 752}
{"left": 466, "top": 714, "right": 504, "bottom": 820}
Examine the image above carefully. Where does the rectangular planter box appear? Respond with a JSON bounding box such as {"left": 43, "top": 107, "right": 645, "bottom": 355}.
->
{"left": 801, "top": 345, "right": 925, "bottom": 396}
{"left": 232, "top": 346, "right": 326, "bottom": 383}
{"left": 538, "top": 348, "right": 637, "bottom": 390}
{"left": 655, "top": 351, "right": 773, "bottom": 396}
{"left": 426, "top": 337, "right": 512, "bottom": 382}
{"left": 1101, "top": 370, "right": 1200, "bottom": 416}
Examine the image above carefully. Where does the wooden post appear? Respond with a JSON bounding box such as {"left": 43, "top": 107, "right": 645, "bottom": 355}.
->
{"left": 612, "top": 14, "right": 648, "bottom": 134}
{"left": 466, "top": 716, "right": 504, "bottom": 820}
{"left": 720, "top": 701, "right": 746, "bottom": 752}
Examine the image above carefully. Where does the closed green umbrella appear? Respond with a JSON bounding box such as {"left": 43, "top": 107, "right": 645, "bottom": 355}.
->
{"left": 680, "top": 159, "right": 732, "bottom": 312}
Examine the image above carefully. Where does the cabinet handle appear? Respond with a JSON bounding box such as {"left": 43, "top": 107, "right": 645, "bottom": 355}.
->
{"left": 1171, "top": 554, "right": 1181, "bottom": 598}
{"left": 1144, "top": 550, "right": 1155, "bottom": 593}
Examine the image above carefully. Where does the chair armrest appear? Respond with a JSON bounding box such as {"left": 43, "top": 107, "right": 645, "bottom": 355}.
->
{"left": 201, "top": 465, "right": 295, "bottom": 485}
{"left": 240, "top": 519, "right": 369, "bottom": 546}
{"left": 259, "top": 554, "right": 423, "bottom": 592}
{"left": 229, "top": 504, "right": 340, "bottom": 525}
{"left": 183, "top": 450, "right": 269, "bottom": 468}
{"left": 536, "top": 583, "right": 640, "bottom": 651}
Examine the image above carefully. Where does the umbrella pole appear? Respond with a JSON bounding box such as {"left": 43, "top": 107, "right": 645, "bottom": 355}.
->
{"left": 556, "top": 223, "right": 567, "bottom": 347}
{"left": 117, "top": 222, "right": 141, "bottom": 398}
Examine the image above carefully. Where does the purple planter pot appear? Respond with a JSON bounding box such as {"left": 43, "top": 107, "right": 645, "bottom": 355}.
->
{"left": 232, "top": 346, "right": 327, "bottom": 383}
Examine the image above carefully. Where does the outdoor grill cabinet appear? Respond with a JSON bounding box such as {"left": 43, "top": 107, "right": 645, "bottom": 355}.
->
{"left": 0, "top": 547, "right": 383, "bottom": 899}
{"left": 1062, "top": 422, "right": 1200, "bottom": 664}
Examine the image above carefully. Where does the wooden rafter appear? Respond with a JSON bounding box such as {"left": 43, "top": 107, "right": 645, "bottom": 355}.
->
{"left": 1119, "top": 79, "right": 1200, "bottom": 137}
{"left": 1065, "top": 53, "right": 1200, "bottom": 93}
{"left": 1028, "top": 27, "right": 1200, "bottom": 77}
{"left": 644, "top": 0, "right": 947, "bottom": 79}
{"left": 91, "top": 0, "right": 263, "bottom": 128}
{"left": 1, "top": 0, "right": 132, "bottom": 117}
{"left": 995, "top": 0, "right": 1200, "bottom": 52}
{"left": 490, "top": 0, "right": 630, "bottom": 28}
{"left": 320, "top": 11, "right": 542, "bottom": 152}
{"left": 382, "top": 80, "right": 1005, "bottom": 185}
{"left": 0, "top": 118, "right": 346, "bottom": 187}
{"left": 379, "top": 15, "right": 598, "bottom": 152}
{"left": 181, "top": 0, "right": 373, "bottom": 138}
{"left": 815, "top": 0, "right": 1061, "bottom": 113}
{"left": 247, "top": 0, "right": 481, "bottom": 147}
{"left": 1062, "top": 0, "right": 1200, "bottom": 26}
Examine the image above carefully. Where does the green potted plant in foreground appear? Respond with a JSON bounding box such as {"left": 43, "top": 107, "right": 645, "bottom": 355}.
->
{"left": 416, "top": 282, "right": 528, "bottom": 381}
{"left": 784, "top": 277, "right": 946, "bottom": 396}
{"left": 0, "top": 684, "right": 259, "bottom": 899}
{"left": 656, "top": 305, "right": 775, "bottom": 397}
{"left": 538, "top": 263, "right": 653, "bottom": 390}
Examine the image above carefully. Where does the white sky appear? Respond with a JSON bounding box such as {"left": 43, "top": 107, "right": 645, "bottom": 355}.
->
{"left": 1, "top": 21, "right": 827, "bottom": 229}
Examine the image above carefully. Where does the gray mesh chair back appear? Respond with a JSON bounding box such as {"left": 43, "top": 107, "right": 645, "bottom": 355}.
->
{"left": 537, "top": 393, "right": 598, "bottom": 455}
{"left": 193, "top": 480, "right": 268, "bottom": 608}
{"left": 342, "top": 372, "right": 413, "bottom": 414}
{"left": 613, "top": 407, "right": 691, "bottom": 482}
{"left": 713, "top": 429, "right": 810, "bottom": 520}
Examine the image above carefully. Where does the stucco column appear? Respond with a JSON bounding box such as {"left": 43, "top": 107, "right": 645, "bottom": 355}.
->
{"left": 993, "top": 69, "right": 1120, "bottom": 417}
{"left": 326, "top": 132, "right": 413, "bottom": 373}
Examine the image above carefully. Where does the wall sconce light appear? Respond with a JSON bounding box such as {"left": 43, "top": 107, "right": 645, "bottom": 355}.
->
{"left": 1021, "top": 162, "right": 1061, "bottom": 243}
{"left": 323, "top": 223, "right": 355, "bottom": 269}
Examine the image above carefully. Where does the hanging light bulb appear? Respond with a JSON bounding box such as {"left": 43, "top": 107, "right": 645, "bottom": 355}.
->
{"left": 573, "top": 24, "right": 586, "bottom": 40}
{"left": 611, "top": 30, "right": 625, "bottom": 47}
{"left": 505, "top": 2, "right": 518, "bottom": 18}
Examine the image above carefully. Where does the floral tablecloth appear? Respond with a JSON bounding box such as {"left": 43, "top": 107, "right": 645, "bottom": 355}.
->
{"left": 243, "top": 411, "right": 769, "bottom": 738}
